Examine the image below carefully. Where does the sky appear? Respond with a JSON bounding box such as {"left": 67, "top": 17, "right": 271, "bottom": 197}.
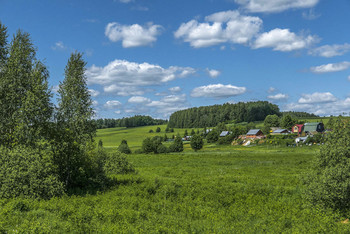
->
{"left": 1, "top": 0, "right": 350, "bottom": 119}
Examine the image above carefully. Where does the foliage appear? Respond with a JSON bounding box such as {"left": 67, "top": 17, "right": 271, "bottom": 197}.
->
{"left": 142, "top": 137, "right": 156, "bottom": 154}
{"left": 103, "top": 151, "right": 135, "bottom": 175}
{"left": 0, "top": 29, "right": 53, "bottom": 148}
{"left": 118, "top": 140, "right": 131, "bottom": 154}
{"left": 206, "top": 130, "right": 219, "bottom": 143}
{"left": 0, "top": 145, "right": 65, "bottom": 199}
{"left": 57, "top": 52, "right": 95, "bottom": 145}
{"left": 190, "top": 134, "right": 204, "bottom": 151}
{"left": 282, "top": 111, "right": 318, "bottom": 118}
{"left": 168, "top": 134, "right": 183, "bottom": 152}
{"left": 168, "top": 101, "right": 280, "bottom": 128}
{"left": 264, "top": 114, "right": 280, "bottom": 127}
{"left": 304, "top": 118, "right": 350, "bottom": 213}
{"left": 156, "top": 127, "right": 161, "bottom": 133}
{"left": 280, "top": 114, "right": 296, "bottom": 130}
{"left": 93, "top": 115, "right": 167, "bottom": 129}
{"left": 217, "top": 134, "right": 235, "bottom": 145}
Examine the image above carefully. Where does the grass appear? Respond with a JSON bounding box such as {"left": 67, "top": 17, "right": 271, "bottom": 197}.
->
{"left": 1, "top": 125, "right": 350, "bottom": 232}
{"left": 1, "top": 147, "right": 349, "bottom": 232}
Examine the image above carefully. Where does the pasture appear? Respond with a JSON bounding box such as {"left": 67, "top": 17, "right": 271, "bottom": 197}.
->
{"left": 1, "top": 125, "right": 349, "bottom": 232}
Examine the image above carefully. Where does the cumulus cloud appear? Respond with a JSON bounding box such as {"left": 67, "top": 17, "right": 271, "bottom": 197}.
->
{"left": 310, "top": 61, "right": 350, "bottom": 74}
{"left": 128, "top": 96, "right": 151, "bottom": 104}
{"left": 253, "top": 28, "right": 317, "bottom": 52}
{"left": 268, "top": 87, "right": 276, "bottom": 93}
{"left": 145, "top": 94, "right": 189, "bottom": 117}
{"left": 234, "top": 0, "right": 319, "bottom": 13}
{"left": 51, "top": 41, "right": 67, "bottom": 50}
{"left": 105, "top": 22, "right": 162, "bottom": 48}
{"left": 206, "top": 68, "right": 221, "bottom": 78}
{"left": 104, "top": 100, "right": 122, "bottom": 109}
{"left": 267, "top": 93, "right": 288, "bottom": 101}
{"left": 298, "top": 92, "right": 337, "bottom": 104}
{"left": 88, "top": 89, "right": 100, "bottom": 97}
{"left": 191, "top": 84, "right": 246, "bottom": 99}
{"left": 309, "top": 44, "right": 350, "bottom": 58}
{"left": 169, "top": 86, "right": 181, "bottom": 93}
{"left": 284, "top": 97, "right": 350, "bottom": 116}
{"left": 174, "top": 10, "right": 262, "bottom": 48}
{"left": 86, "top": 59, "right": 196, "bottom": 96}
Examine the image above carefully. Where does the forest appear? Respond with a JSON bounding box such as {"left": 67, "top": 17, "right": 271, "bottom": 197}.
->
{"left": 93, "top": 115, "right": 168, "bottom": 129}
{"left": 168, "top": 101, "right": 281, "bottom": 128}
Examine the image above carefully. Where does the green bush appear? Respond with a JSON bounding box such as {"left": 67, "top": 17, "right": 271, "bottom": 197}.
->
{"left": 304, "top": 118, "right": 350, "bottom": 213}
{"left": 103, "top": 151, "right": 135, "bottom": 175}
{"left": 156, "top": 144, "right": 168, "bottom": 154}
{"left": 206, "top": 130, "right": 219, "bottom": 143}
{"left": 190, "top": 134, "right": 204, "bottom": 151}
{"left": 168, "top": 134, "right": 183, "bottom": 152}
{"left": 118, "top": 140, "right": 131, "bottom": 154}
{"left": 0, "top": 146, "right": 65, "bottom": 199}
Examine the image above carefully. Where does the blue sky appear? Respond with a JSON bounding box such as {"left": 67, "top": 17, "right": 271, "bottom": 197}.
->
{"left": 1, "top": 0, "right": 350, "bottom": 118}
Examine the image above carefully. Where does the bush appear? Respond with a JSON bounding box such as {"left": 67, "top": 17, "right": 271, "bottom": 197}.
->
{"left": 304, "top": 118, "right": 350, "bottom": 213}
{"left": 142, "top": 137, "right": 156, "bottom": 153}
{"left": 217, "top": 134, "right": 235, "bottom": 145}
{"left": 206, "top": 130, "right": 219, "bottom": 143}
{"left": 103, "top": 151, "right": 135, "bottom": 175}
{"left": 156, "top": 127, "right": 161, "bottom": 133}
{"left": 190, "top": 134, "right": 204, "bottom": 151}
{"left": 118, "top": 140, "right": 131, "bottom": 154}
{"left": 156, "top": 144, "right": 168, "bottom": 154}
{"left": 169, "top": 134, "right": 183, "bottom": 152}
{"left": 0, "top": 146, "right": 65, "bottom": 199}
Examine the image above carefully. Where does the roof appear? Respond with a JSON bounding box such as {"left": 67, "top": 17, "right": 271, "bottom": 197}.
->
{"left": 304, "top": 122, "right": 324, "bottom": 132}
{"left": 294, "top": 124, "right": 304, "bottom": 128}
{"left": 246, "top": 129, "right": 261, "bottom": 135}
{"left": 273, "top": 129, "right": 288, "bottom": 133}
{"left": 220, "top": 131, "right": 230, "bottom": 137}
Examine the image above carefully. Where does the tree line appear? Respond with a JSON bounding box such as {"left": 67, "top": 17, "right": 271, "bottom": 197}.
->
{"left": 168, "top": 101, "right": 281, "bottom": 128}
{"left": 0, "top": 22, "right": 133, "bottom": 199}
{"left": 93, "top": 115, "right": 168, "bottom": 129}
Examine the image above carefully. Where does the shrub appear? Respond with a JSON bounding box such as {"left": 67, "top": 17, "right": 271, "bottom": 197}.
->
{"left": 142, "top": 137, "right": 155, "bottom": 153}
{"left": 103, "top": 151, "right": 135, "bottom": 175}
{"left": 156, "top": 127, "right": 161, "bottom": 133}
{"left": 190, "top": 134, "right": 204, "bottom": 151}
{"left": 206, "top": 130, "right": 219, "bottom": 143}
{"left": 0, "top": 146, "right": 65, "bottom": 199}
{"left": 156, "top": 144, "right": 168, "bottom": 154}
{"left": 304, "top": 118, "right": 350, "bottom": 213}
{"left": 217, "top": 134, "right": 235, "bottom": 145}
{"left": 118, "top": 140, "right": 131, "bottom": 154}
{"left": 169, "top": 134, "right": 183, "bottom": 152}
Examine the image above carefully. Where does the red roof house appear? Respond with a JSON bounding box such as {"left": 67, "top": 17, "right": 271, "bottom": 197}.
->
{"left": 292, "top": 124, "right": 304, "bottom": 134}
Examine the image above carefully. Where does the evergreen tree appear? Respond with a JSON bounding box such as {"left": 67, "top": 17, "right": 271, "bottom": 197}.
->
{"left": 118, "top": 140, "right": 131, "bottom": 154}
{"left": 169, "top": 134, "right": 183, "bottom": 152}
{"left": 0, "top": 29, "right": 53, "bottom": 147}
{"left": 0, "top": 22, "right": 7, "bottom": 71}
{"left": 280, "top": 114, "right": 295, "bottom": 130}
{"left": 57, "top": 52, "right": 95, "bottom": 145}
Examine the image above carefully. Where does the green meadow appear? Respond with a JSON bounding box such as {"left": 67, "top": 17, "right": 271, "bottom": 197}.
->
{"left": 1, "top": 125, "right": 350, "bottom": 232}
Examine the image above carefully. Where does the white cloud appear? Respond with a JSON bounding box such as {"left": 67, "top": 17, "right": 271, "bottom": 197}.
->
{"left": 174, "top": 10, "right": 262, "bottom": 48}
{"left": 298, "top": 92, "right": 337, "bottom": 104}
{"left": 284, "top": 97, "right": 350, "bottom": 116}
{"left": 309, "top": 44, "right": 350, "bottom": 58}
{"left": 267, "top": 93, "right": 288, "bottom": 100}
{"left": 191, "top": 84, "right": 246, "bottom": 99}
{"left": 115, "top": 110, "right": 121, "bottom": 114}
{"left": 104, "top": 100, "right": 122, "bottom": 109}
{"left": 348, "top": 75, "right": 350, "bottom": 81}
{"left": 268, "top": 87, "right": 276, "bottom": 93}
{"left": 88, "top": 89, "right": 100, "bottom": 97}
{"left": 169, "top": 86, "right": 181, "bottom": 93}
{"left": 146, "top": 94, "right": 188, "bottom": 117}
{"left": 51, "top": 41, "right": 67, "bottom": 50}
{"left": 302, "top": 9, "right": 321, "bottom": 20}
{"left": 234, "top": 0, "right": 319, "bottom": 13}
{"left": 119, "top": 0, "right": 133, "bottom": 3}
{"left": 310, "top": 61, "right": 350, "bottom": 74}
{"left": 253, "top": 28, "right": 317, "bottom": 52}
{"left": 86, "top": 59, "right": 196, "bottom": 96}
{"left": 206, "top": 68, "right": 221, "bottom": 78}
{"left": 128, "top": 96, "right": 151, "bottom": 104}
{"left": 105, "top": 22, "right": 162, "bottom": 48}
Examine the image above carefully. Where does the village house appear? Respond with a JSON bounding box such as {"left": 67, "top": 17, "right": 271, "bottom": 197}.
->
{"left": 271, "top": 129, "right": 290, "bottom": 135}
{"left": 219, "top": 131, "right": 231, "bottom": 137}
{"left": 292, "top": 124, "right": 304, "bottom": 135}
{"left": 246, "top": 129, "right": 264, "bottom": 139}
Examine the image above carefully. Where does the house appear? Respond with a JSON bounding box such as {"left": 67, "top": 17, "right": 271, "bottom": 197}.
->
{"left": 292, "top": 124, "right": 304, "bottom": 134}
{"left": 304, "top": 122, "right": 324, "bottom": 134}
{"left": 219, "top": 131, "right": 230, "bottom": 137}
{"left": 246, "top": 129, "right": 264, "bottom": 139}
{"left": 271, "top": 129, "right": 289, "bottom": 135}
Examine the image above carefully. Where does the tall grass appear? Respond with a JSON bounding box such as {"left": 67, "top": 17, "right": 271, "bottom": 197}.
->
{"left": 1, "top": 147, "right": 349, "bottom": 232}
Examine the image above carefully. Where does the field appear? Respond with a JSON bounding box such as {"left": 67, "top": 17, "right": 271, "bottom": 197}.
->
{"left": 1, "top": 125, "right": 349, "bottom": 232}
